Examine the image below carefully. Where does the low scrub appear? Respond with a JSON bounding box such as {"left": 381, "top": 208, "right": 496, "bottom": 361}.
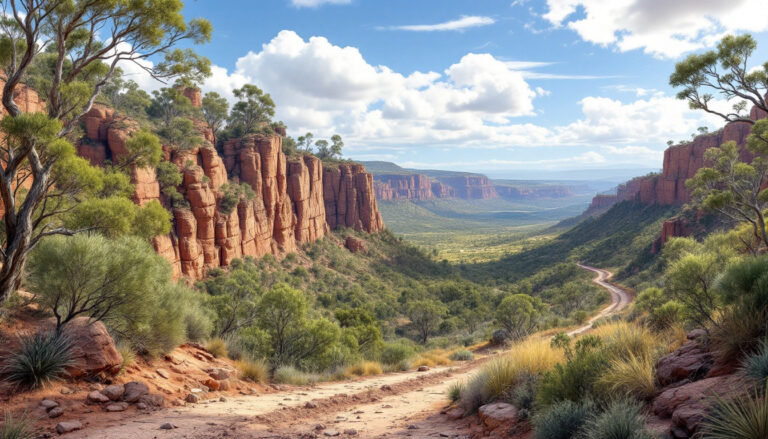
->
{"left": 598, "top": 353, "right": 657, "bottom": 401}
{"left": 741, "top": 339, "right": 768, "bottom": 385}
{"left": 450, "top": 349, "right": 474, "bottom": 361}
{"left": 581, "top": 399, "right": 652, "bottom": 439}
{"left": 594, "top": 321, "right": 660, "bottom": 361}
{"left": 448, "top": 380, "right": 464, "bottom": 403}
{"left": 237, "top": 359, "right": 268, "bottom": 383}
{"left": 380, "top": 341, "right": 415, "bottom": 366}
{"left": 0, "top": 411, "right": 35, "bottom": 439}
{"left": 412, "top": 349, "right": 451, "bottom": 368}
{"left": 346, "top": 361, "right": 383, "bottom": 376}
{"left": 115, "top": 341, "right": 136, "bottom": 374}
{"left": 273, "top": 366, "right": 321, "bottom": 386}
{"left": 205, "top": 338, "right": 228, "bottom": 358}
{"left": 1, "top": 331, "right": 74, "bottom": 390}
{"left": 700, "top": 392, "right": 768, "bottom": 439}
{"left": 533, "top": 399, "right": 595, "bottom": 439}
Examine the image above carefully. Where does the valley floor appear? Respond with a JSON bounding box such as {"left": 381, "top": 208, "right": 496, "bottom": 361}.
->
{"left": 68, "top": 265, "right": 631, "bottom": 439}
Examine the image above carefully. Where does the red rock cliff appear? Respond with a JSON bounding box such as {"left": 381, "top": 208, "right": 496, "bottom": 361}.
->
{"left": 436, "top": 175, "right": 497, "bottom": 199}
{"left": 374, "top": 174, "right": 438, "bottom": 200}
{"left": 79, "top": 99, "right": 383, "bottom": 279}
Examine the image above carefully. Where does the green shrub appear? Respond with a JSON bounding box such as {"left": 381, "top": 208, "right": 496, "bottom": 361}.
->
{"left": 582, "top": 399, "right": 652, "bottom": 439}
{"left": 450, "top": 349, "right": 474, "bottom": 361}
{"left": 1, "top": 331, "right": 74, "bottom": 389}
{"left": 459, "top": 371, "right": 490, "bottom": 413}
{"left": 700, "top": 392, "right": 768, "bottom": 439}
{"left": 741, "top": 339, "right": 768, "bottom": 385}
{"left": 273, "top": 366, "right": 321, "bottom": 386}
{"left": 115, "top": 341, "right": 136, "bottom": 373}
{"left": 237, "top": 359, "right": 268, "bottom": 383}
{"left": 206, "top": 338, "right": 228, "bottom": 358}
{"left": 538, "top": 349, "right": 608, "bottom": 406}
{"left": 448, "top": 381, "right": 464, "bottom": 403}
{"left": 380, "top": 341, "right": 414, "bottom": 366}
{"left": 509, "top": 373, "right": 538, "bottom": 417}
{"left": 0, "top": 411, "right": 35, "bottom": 439}
{"left": 533, "top": 399, "right": 595, "bottom": 439}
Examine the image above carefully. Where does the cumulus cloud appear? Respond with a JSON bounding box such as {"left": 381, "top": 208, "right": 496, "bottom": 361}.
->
{"left": 202, "top": 31, "right": 540, "bottom": 139}
{"left": 291, "top": 0, "right": 350, "bottom": 8}
{"left": 381, "top": 16, "right": 496, "bottom": 32}
{"left": 542, "top": 0, "right": 768, "bottom": 58}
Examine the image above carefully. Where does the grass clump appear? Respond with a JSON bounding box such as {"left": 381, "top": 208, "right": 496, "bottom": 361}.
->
{"left": 412, "top": 349, "right": 451, "bottom": 368}
{"left": 273, "top": 366, "right": 321, "bottom": 386}
{"left": 741, "top": 339, "right": 768, "bottom": 385}
{"left": 346, "top": 361, "right": 383, "bottom": 376}
{"left": 0, "top": 411, "right": 35, "bottom": 439}
{"left": 380, "top": 341, "right": 414, "bottom": 366}
{"left": 533, "top": 399, "right": 595, "bottom": 439}
{"left": 450, "top": 349, "right": 474, "bottom": 361}
{"left": 205, "top": 338, "right": 228, "bottom": 358}
{"left": 582, "top": 399, "right": 652, "bottom": 439}
{"left": 448, "top": 380, "right": 464, "bottom": 403}
{"left": 598, "top": 352, "right": 657, "bottom": 401}
{"left": 700, "top": 393, "right": 768, "bottom": 439}
{"left": 1, "top": 331, "right": 74, "bottom": 390}
{"left": 237, "top": 358, "right": 268, "bottom": 383}
{"left": 115, "top": 341, "right": 136, "bottom": 374}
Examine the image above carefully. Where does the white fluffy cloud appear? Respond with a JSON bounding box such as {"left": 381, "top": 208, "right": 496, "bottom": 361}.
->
{"left": 202, "top": 31, "right": 540, "bottom": 140}
{"left": 381, "top": 16, "right": 496, "bottom": 32}
{"left": 542, "top": 0, "right": 768, "bottom": 58}
{"left": 291, "top": 0, "right": 350, "bottom": 8}
{"left": 195, "top": 30, "right": 727, "bottom": 169}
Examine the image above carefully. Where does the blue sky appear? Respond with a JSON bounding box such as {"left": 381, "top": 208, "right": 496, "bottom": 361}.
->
{"left": 156, "top": 0, "right": 768, "bottom": 178}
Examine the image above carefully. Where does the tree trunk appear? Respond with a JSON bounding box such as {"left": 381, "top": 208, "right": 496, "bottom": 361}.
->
{"left": 0, "top": 220, "right": 33, "bottom": 302}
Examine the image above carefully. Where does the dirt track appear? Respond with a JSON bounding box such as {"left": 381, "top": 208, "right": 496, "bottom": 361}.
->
{"left": 71, "top": 265, "right": 632, "bottom": 438}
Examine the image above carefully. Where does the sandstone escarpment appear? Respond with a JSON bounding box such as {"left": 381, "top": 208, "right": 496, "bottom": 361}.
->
{"left": 438, "top": 175, "right": 497, "bottom": 199}
{"left": 79, "top": 96, "right": 383, "bottom": 280}
{"left": 374, "top": 174, "right": 436, "bottom": 201}
{"left": 494, "top": 184, "right": 573, "bottom": 199}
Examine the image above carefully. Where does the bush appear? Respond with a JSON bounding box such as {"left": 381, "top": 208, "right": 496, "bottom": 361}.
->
{"left": 116, "top": 341, "right": 136, "bottom": 373}
{"left": 538, "top": 348, "right": 607, "bottom": 407}
{"left": 450, "top": 349, "right": 474, "bottom": 361}
{"left": 582, "top": 399, "right": 652, "bottom": 439}
{"left": 380, "top": 341, "right": 414, "bottom": 366}
{"left": 700, "top": 392, "right": 768, "bottom": 439}
{"left": 598, "top": 353, "right": 657, "bottom": 401}
{"left": 1, "top": 331, "right": 74, "bottom": 389}
{"left": 712, "top": 308, "right": 768, "bottom": 364}
{"left": 448, "top": 381, "right": 464, "bottom": 403}
{"left": 412, "top": 349, "right": 451, "bottom": 368}
{"left": 533, "top": 399, "right": 595, "bottom": 439}
{"left": 596, "top": 322, "right": 659, "bottom": 362}
{"left": 741, "top": 339, "right": 768, "bottom": 385}
{"left": 0, "top": 411, "right": 35, "bottom": 439}
{"left": 459, "top": 371, "right": 490, "bottom": 413}
{"left": 206, "top": 338, "right": 228, "bottom": 358}
{"left": 273, "top": 366, "right": 321, "bottom": 386}
{"left": 346, "top": 361, "right": 383, "bottom": 376}
{"left": 237, "top": 359, "right": 268, "bottom": 383}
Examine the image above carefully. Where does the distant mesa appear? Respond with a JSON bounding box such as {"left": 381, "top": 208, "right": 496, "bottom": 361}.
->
{"left": 363, "top": 162, "right": 577, "bottom": 202}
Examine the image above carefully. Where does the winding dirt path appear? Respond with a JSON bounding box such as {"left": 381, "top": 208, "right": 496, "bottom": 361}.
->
{"left": 568, "top": 264, "right": 632, "bottom": 336}
{"left": 70, "top": 264, "right": 632, "bottom": 438}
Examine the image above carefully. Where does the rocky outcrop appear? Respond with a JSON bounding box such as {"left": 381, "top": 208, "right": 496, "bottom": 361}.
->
{"left": 79, "top": 109, "right": 383, "bottom": 279}
{"left": 438, "top": 175, "right": 497, "bottom": 199}
{"left": 374, "top": 174, "right": 435, "bottom": 200}
{"left": 495, "top": 184, "right": 573, "bottom": 200}
{"left": 53, "top": 317, "right": 123, "bottom": 378}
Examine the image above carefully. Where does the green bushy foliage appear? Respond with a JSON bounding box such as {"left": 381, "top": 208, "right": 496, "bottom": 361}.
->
{"left": 380, "top": 341, "right": 415, "bottom": 366}
{"left": 450, "top": 349, "right": 474, "bottom": 361}
{"left": 741, "top": 339, "right": 768, "bottom": 385}
{"left": 700, "top": 393, "right": 768, "bottom": 439}
{"left": 582, "top": 400, "right": 652, "bottom": 439}
{"left": 533, "top": 399, "right": 595, "bottom": 439}
{"left": 0, "top": 331, "right": 74, "bottom": 389}
{"left": 272, "top": 366, "right": 320, "bottom": 386}
{"left": 0, "top": 411, "right": 35, "bottom": 439}
{"left": 537, "top": 343, "right": 608, "bottom": 406}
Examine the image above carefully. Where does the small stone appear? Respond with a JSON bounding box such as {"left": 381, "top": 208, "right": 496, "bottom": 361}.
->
{"left": 138, "top": 394, "right": 164, "bottom": 408}
{"left": 160, "top": 422, "right": 177, "bottom": 430}
{"left": 324, "top": 431, "right": 340, "bottom": 437}
{"left": 204, "top": 378, "right": 220, "bottom": 391}
{"left": 156, "top": 368, "right": 171, "bottom": 379}
{"left": 102, "top": 384, "right": 125, "bottom": 401}
{"left": 87, "top": 391, "right": 110, "bottom": 403}
{"left": 315, "top": 424, "right": 326, "bottom": 430}
{"left": 440, "top": 434, "right": 450, "bottom": 438}
{"left": 218, "top": 379, "right": 231, "bottom": 391}
{"left": 105, "top": 402, "right": 129, "bottom": 412}
{"left": 219, "top": 397, "right": 227, "bottom": 402}
{"left": 59, "top": 387, "right": 75, "bottom": 395}
{"left": 136, "top": 403, "right": 148, "bottom": 410}
{"left": 186, "top": 393, "right": 200, "bottom": 403}
{"left": 123, "top": 382, "right": 149, "bottom": 402}
{"left": 190, "top": 388, "right": 204, "bottom": 393}
{"left": 209, "top": 368, "right": 230, "bottom": 380}
{"left": 380, "top": 385, "right": 392, "bottom": 391}
{"left": 55, "top": 421, "right": 83, "bottom": 434}
{"left": 343, "top": 429, "right": 357, "bottom": 436}
{"left": 407, "top": 425, "right": 418, "bottom": 430}
{"left": 47, "top": 407, "right": 64, "bottom": 418}
{"left": 305, "top": 401, "right": 318, "bottom": 409}
{"left": 40, "top": 399, "right": 59, "bottom": 410}
{"left": 417, "top": 366, "right": 429, "bottom": 372}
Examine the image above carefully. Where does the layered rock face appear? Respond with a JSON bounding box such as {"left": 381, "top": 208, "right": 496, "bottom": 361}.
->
{"left": 495, "top": 184, "right": 573, "bottom": 199}
{"left": 374, "top": 174, "right": 437, "bottom": 200}
{"left": 589, "top": 109, "right": 765, "bottom": 210}
{"left": 439, "top": 175, "right": 497, "bottom": 199}
{"left": 79, "top": 98, "right": 383, "bottom": 280}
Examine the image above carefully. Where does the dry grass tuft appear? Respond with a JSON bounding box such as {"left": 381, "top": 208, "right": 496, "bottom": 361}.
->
{"left": 346, "top": 361, "right": 383, "bottom": 376}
